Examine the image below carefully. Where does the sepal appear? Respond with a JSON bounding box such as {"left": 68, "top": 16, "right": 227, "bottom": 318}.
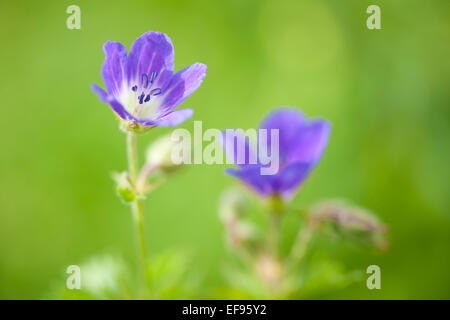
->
{"left": 112, "top": 171, "right": 136, "bottom": 203}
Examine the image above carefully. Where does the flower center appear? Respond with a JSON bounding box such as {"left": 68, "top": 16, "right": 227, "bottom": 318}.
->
{"left": 131, "top": 71, "right": 162, "bottom": 104}
{"left": 129, "top": 71, "right": 163, "bottom": 117}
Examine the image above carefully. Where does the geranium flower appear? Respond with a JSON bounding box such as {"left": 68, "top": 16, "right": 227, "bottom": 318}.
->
{"left": 224, "top": 108, "right": 331, "bottom": 199}
{"left": 91, "top": 31, "right": 207, "bottom": 132}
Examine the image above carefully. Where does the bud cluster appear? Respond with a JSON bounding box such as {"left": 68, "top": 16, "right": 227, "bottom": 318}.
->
{"left": 311, "top": 200, "right": 388, "bottom": 250}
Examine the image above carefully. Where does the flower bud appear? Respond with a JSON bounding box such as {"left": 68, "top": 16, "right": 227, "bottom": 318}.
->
{"left": 219, "top": 187, "right": 249, "bottom": 221}
{"left": 219, "top": 188, "right": 254, "bottom": 250}
{"left": 145, "top": 133, "right": 182, "bottom": 173}
{"left": 112, "top": 172, "right": 136, "bottom": 203}
{"left": 311, "top": 200, "right": 388, "bottom": 250}
{"left": 255, "top": 254, "right": 282, "bottom": 288}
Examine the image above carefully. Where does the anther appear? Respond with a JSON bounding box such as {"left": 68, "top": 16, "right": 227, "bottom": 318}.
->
{"left": 150, "top": 71, "right": 158, "bottom": 84}
{"left": 142, "top": 73, "right": 149, "bottom": 88}
{"left": 138, "top": 92, "right": 145, "bottom": 104}
{"left": 151, "top": 88, "right": 162, "bottom": 96}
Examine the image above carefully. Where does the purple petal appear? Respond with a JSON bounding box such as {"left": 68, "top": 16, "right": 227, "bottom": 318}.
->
{"left": 221, "top": 129, "right": 257, "bottom": 167}
{"left": 273, "top": 162, "right": 311, "bottom": 198}
{"left": 127, "top": 31, "right": 174, "bottom": 90}
{"left": 158, "top": 63, "right": 207, "bottom": 114}
{"left": 91, "top": 83, "right": 109, "bottom": 102}
{"left": 151, "top": 108, "right": 193, "bottom": 127}
{"left": 259, "top": 108, "right": 307, "bottom": 162}
{"left": 226, "top": 167, "right": 274, "bottom": 197}
{"left": 91, "top": 84, "right": 136, "bottom": 121}
{"left": 101, "top": 41, "right": 128, "bottom": 97}
{"left": 286, "top": 119, "right": 331, "bottom": 165}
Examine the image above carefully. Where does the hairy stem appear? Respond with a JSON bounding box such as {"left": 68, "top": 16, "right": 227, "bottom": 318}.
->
{"left": 268, "top": 195, "right": 283, "bottom": 258}
{"left": 269, "top": 212, "right": 280, "bottom": 258}
{"left": 289, "top": 217, "right": 317, "bottom": 269}
{"left": 126, "top": 132, "right": 151, "bottom": 290}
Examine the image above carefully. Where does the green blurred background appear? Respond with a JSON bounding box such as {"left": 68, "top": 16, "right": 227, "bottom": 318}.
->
{"left": 0, "top": 0, "right": 449, "bottom": 299}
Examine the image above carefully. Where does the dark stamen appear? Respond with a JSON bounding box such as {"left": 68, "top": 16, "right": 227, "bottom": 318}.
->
{"left": 142, "top": 73, "right": 149, "bottom": 88}
{"left": 150, "top": 71, "right": 158, "bottom": 83}
{"left": 131, "top": 85, "right": 138, "bottom": 92}
{"left": 144, "top": 95, "right": 151, "bottom": 102}
{"left": 138, "top": 92, "right": 145, "bottom": 104}
{"left": 151, "top": 88, "right": 162, "bottom": 96}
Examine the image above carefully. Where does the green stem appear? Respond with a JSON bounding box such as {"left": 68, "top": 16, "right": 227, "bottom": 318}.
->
{"left": 268, "top": 195, "right": 283, "bottom": 258}
{"left": 269, "top": 212, "right": 280, "bottom": 258}
{"left": 127, "top": 131, "right": 139, "bottom": 182}
{"left": 289, "top": 217, "right": 316, "bottom": 269}
{"left": 126, "top": 132, "right": 151, "bottom": 290}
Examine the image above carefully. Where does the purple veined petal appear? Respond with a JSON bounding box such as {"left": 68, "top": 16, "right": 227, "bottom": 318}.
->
{"left": 220, "top": 129, "right": 257, "bottom": 167}
{"left": 273, "top": 162, "right": 312, "bottom": 198}
{"left": 286, "top": 119, "right": 331, "bottom": 166}
{"left": 101, "top": 41, "right": 128, "bottom": 97}
{"left": 158, "top": 63, "right": 207, "bottom": 114}
{"left": 127, "top": 31, "right": 174, "bottom": 90}
{"left": 91, "top": 83, "right": 109, "bottom": 102}
{"left": 259, "top": 108, "right": 307, "bottom": 163}
{"left": 91, "top": 84, "right": 137, "bottom": 121}
{"left": 150, "top": 108, "right": 194, "bottom": 127}
{"left": 226, "top": 167, "right": 275, "bottom": 197}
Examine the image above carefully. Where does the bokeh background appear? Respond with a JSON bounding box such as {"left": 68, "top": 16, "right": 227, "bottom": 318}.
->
{"left": 0, "top": 0, "right": 449, "bottom": 299}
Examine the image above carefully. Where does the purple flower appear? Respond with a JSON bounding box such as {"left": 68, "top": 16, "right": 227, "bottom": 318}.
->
{"left": 91, "top": 31, "right": 207, "bottom": 131}
{"left": 224, "top": 108, "right": 331, "bottom": 199}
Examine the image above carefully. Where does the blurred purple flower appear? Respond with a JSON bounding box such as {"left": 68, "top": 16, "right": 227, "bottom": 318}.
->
{"left": 91, "top": 31, "right": 207, "bottom": 130}
{"left": 224, "top": 108, "right": 331, "bottom": 199}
